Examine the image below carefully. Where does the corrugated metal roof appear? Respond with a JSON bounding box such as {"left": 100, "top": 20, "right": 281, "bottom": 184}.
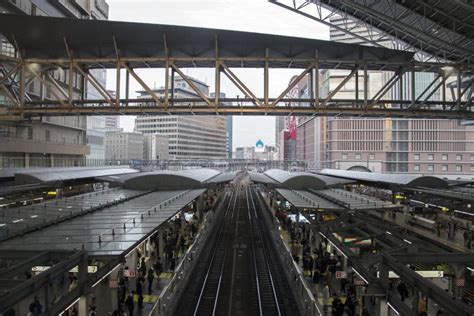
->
{"left": 276, "top": 189, "right": 343, "bottom": 210}
{"left": 14, "top": 166, "right": 138, "bottom": 185}
{"left": 248, "top": 171, "right": 276, "bottom": 184}
{"left": 264, "top": 169, "right": 350, "bottom": 189}
{"left": 0, "top": 189, "right": 205, "bottom": 256}
{"left": 319, "top": 169, "right": 448, "bottom": 188}
{"left": 0, "top": 14, "right": 413, "bottom": 71}
{"left": 0, "top": 188, "right": 144, "bottom": 241}
{"left": 205, "top": 172, "right": 237, "bottom": 184}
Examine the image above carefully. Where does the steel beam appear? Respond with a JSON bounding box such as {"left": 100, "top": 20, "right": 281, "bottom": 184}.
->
{"left": 123, "top": 64, "right": 163, "bottom": 107}
{"left": 321, "top": 66, "right": 359, "bottom": 108}
{"left": 221, "top": 64, "right": 262, "bottom": 107}
{"left": 75, "top": 66, "right": 114, "bottom": 107}
{"left": 170, "top": 63, "right": 212, "bottom": 107}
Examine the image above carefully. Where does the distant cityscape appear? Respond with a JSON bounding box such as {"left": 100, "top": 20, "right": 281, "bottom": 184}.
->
{"left": 0, "top": 1, "right": 472, "bottom": 178}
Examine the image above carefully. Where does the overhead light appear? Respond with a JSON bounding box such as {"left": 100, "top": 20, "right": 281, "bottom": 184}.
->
{"left": 59, "top": 297, "right": 81, "bottom": 315}
{"left": 92, "top": 263, "right": 121, "bottom": 288}
{"left": 467, "top": 267, "right": 474, "bottom": 272}
{"left": 385, "top": 231, "right": 392, "bottom": 235}
{"left": 403, "top": 239, "right": 412, "bottom": 245}
{"left": 387, "top": 302, "right": 400, "bottom": 315}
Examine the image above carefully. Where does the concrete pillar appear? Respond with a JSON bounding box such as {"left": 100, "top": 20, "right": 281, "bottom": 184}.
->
{"left": 25, "top": 153, "right": 30, "bottom": 168}
{"left": 378, "top": 298, "right": 388, "bottom": 316}
{"left": 158, "top": 229, "right": 165, "bottom": 261}
{"left": 50, "top": 154, "right": 54, "bottom": 167}
{"left": 78, "top": 296, "right": 88, "bottom": 316}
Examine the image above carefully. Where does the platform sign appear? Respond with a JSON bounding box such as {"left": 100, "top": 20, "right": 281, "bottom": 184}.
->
{"left": 335, "top": 271, "right": 347, "bottom": 279}
{"left": 123, "top": 269, "right": 137, "bottom": 278}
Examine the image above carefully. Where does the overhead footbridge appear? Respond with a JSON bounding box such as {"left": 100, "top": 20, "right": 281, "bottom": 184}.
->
{"left": 0, "top": 14, "right": 472, "bottom": 119}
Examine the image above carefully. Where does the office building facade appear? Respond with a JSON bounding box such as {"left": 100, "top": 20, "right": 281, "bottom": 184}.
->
{"left": 297, "top": 15, "right": 474, "bottom": 176}
{"left": 0, "top": 0, "right": 109, "bottom": 169}
{"left": 143, "top": 134, "right": 170, "bottom": 161}
{"left": 135, "top": 76, "right": 227, "bottom": 159}
{"left": 105, "top": 132, "right": 144, "bottom": 162}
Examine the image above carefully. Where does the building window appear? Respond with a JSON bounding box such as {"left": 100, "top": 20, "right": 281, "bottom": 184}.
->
{"left": 369, "top": 154, "right": 375, "bottom": 160}
{"left": 456, "top": 165, "right": 462, "bottom": 172}
{"left": 414, "top": 154, "right": 420, "bottom": 160}
{"left": 471, "top": 165, "right": 474, "bottom": 172}
{"left": 342, "top": 153, "right": 348, "bottom": 160}
{"left": 428, "top": 154, "right": 434, "bottom": 160}
{"left": 471, "top": 154, "right": 474, "bottom": 161}
{"left": 45, "top": 130, "right": 50, "bottom": 142}
{"left": 27, "top": 127, "right": 33, "bottom": 140}
{"left": 414, "top": 165, "right": 420, "bottom": 171}
{"left": 456, "top": 154, "right": 462, "bottom": 161}
{"left": 355, "top": 153, "right": 362, "bottom": 160}
{"left": 442, "top": 165, "right": 448, "bottom": 171}
{"left": 428, "top": 165, "right": 434, "bottom": 171}
{"left": 442, "top": 154, "right": 448, "bottom": 161}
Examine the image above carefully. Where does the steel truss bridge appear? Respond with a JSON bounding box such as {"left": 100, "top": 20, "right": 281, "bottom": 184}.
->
{"left": 0, "top": 14, "right": 473, "bottom": 120}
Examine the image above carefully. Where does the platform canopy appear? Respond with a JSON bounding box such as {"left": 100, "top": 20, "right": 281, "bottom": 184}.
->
{"left": 0, "top": 13, "right": 414, "bottom": 70}
{"left": 101, "top": 168, "right": 222, "bottom": 190}
{"left": 14, "top": 166, "right": 138, "bottom": 185}
{"left": 319, "top": 169, "right": 449, "bottom": 189}
{"left": 264, "top": 169, "right": 352, "bottom": 189}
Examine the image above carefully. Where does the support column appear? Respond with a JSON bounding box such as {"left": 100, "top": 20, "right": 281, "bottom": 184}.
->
{"left": 25, "top": 153, "right": 30, "bottom": 168}
{"left": 78, "top": 296, "right": 88, "bottom": 316}
{"left": 378, "top": 298, "right": 388, "bottom": 316}
{"left": 50, "top": 154, "right": 54, "bottom": 168}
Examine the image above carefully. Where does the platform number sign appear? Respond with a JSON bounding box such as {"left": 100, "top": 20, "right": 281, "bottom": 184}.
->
{"left": 335, "top": 271, "right": 347, "bottom": 279}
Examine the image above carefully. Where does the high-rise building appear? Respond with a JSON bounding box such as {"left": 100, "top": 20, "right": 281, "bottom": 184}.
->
{"left": 105, "top": 132, "right": 144, "bottom": 162}
{"left": 297, "top": 14, "right": 474, "bottom": 176}
{"left": 135, "top": 76, "right": 227, "bottom": 159}
{"left": 0, "top": 0, "right": 109, "bottom": 169}
{"left": 143, "top": 134, "right": 170, "bottom": 161}
{"left": 226, "top": 116, "right": 233, "bottom": 159}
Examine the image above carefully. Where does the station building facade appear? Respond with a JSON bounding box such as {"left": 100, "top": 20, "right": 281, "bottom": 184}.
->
{"left": 296, "top": 15, "right": 474, "bottom": 176}
{"left": 0, "top": 0, "right": 111, "bottom": 168}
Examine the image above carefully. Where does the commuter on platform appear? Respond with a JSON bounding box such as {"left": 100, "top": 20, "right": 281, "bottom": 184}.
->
{"left": 139, "top": 257, "right": 147, "bottom": 276}
{"left": 147, "top": 267, "right": 155, "bottom": 294}
{"left": 331, "top": 293, "right": 344, "bottom": 316}
{"left": 29, "top": 297, "right": 42, "bottom": 315}
{"left": 125, "top": 292, "right": 135, "bottom": 316}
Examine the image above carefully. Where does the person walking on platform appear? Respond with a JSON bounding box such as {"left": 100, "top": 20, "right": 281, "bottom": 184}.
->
{"left": 125, "top": 292, "right": 134, "bottom": 316}
{"left": 147, "top": 267, "right": 155, "bottom": 294}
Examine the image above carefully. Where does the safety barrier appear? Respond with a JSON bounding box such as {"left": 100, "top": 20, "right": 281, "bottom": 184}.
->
{"left": 257, "top": 188, "right": 324, "bottom": 316}
{"left": 148, "top": 190, "right": 227, "bottom": 316}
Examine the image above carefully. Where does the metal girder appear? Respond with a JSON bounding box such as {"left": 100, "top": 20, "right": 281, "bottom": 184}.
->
{"left": 382, "top": 254, "right": 474, "bottom": 316}
{"left": 170, "top": 62, "right": 212, "bottom": 107}
{"left": 0, "top": 251, "right": 49, "bottom": 279}
{"left": 271, "top": 0, "right": 474, "bottom": 64}
{"left": 0, "top": 251, "right": 86, "bottom": 313}
{"left": 391, "top": 253, "right": 474, "bottom": 264}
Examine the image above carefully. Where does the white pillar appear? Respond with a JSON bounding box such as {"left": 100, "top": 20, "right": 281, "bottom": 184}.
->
{"left": 378, "top": 298, "right": 388, "bottom": 316}
{"left": 78, "top": 296, "right": 88, "bottom": 316}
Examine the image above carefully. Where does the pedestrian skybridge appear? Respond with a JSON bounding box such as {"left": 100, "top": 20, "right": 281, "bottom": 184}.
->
{"left": 0, "top": 14, "right": 472, "bottom": 120}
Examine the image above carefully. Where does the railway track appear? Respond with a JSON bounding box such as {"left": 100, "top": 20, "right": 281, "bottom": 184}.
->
{"left": 175, "top": 183, "right": 300, "bottom": 315}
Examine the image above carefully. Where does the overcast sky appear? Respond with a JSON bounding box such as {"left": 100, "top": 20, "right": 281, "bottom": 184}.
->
{"left": 106, "top": 0, "right": 328, "bottom": 149}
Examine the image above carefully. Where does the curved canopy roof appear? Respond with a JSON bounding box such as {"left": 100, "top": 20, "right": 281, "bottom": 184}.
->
{"left": 14, "top": 166, "right": 138, "bottom": 185}
{"left": 264, "top": 169, "right": 351, "bottom": 189}
{"left": 0, "top": 14, "right": 413, "bottom": 71}
{"left": 319, "top": 169, "right": 448, "bottom": 189}
{"left": 106, "top": 168, "right": 221, "bottom": 190}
